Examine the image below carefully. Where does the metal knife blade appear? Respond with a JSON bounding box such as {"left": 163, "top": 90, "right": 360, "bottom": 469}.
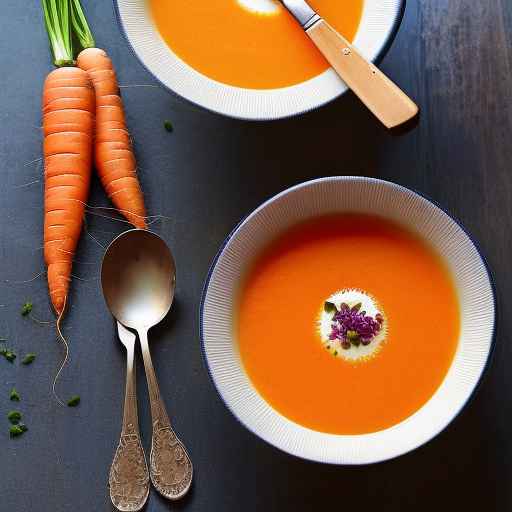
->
{"left": 279, "top": 0, "right": 321, "bottom": 30}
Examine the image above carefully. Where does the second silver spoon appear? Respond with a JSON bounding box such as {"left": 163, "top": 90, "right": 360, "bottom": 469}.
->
{"left": 108, "top": 322, "right": 150, "bottom": 511}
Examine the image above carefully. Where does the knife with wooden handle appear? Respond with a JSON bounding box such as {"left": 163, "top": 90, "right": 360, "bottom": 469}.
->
{"left": 280, "top": 0, "right": 418, "bottom": 129}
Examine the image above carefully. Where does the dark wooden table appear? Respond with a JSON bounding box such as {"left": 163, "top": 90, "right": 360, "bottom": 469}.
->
{"left": 1, "top": 0, "right": 510, "bottom": 510}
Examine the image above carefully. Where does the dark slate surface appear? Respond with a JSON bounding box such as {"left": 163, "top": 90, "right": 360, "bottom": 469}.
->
{"left": 0, "top": 0, "right": 511, "bottom": 510}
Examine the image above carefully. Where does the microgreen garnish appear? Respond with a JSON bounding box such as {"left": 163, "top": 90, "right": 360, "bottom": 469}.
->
{"left": 7, "top": 411, "right": 22, "bottom": 425}
{"left": 324, "top": 301, "right": 338, "bottom": 317}
{"left": 164, "top": 119, "right": 173, "bottom": 132}
{"left": 67, "top": 395, "right": 80, "bottom": 407}
{"left": 328, "top": 301, "right": 384, "bottom": 350}
{"left": 21, "top": 302, "right": 33, "bottom": 317}
{"left": 9, "top": 388, "right": 20, "bottom": 402}
{"left": 346, "top": 330, "right": 360, "bottom": 342}
{"left": 9, "top": 424, "right": 27, "bottom": 438}
{"left": 21, "top": 353, "right": 36, "bottom": 365}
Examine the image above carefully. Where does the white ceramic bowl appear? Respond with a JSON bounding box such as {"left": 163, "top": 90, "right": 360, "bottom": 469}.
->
{"left": 114, "top": 0, "right": 404, "bottom": 119}
{"left": 200, "top": 177, "right": 495, "bottom": 464}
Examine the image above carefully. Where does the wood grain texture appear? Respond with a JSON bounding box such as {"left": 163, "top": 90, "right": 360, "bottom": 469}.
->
{"left": 307, "top": 19, "right": 418, "bottom": 128}
{"left": 0, "top": 0, "right": 511, "bottom": 510}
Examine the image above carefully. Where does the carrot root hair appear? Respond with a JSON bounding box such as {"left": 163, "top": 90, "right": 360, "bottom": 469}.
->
{"left": 52, "top": 297, "right": 69, "bottom": 407}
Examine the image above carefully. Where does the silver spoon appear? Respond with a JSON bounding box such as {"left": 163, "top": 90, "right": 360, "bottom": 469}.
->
{"left": 101, "top": 229, "right": 193, "bottom": 501}
{"left": 107, "top": 322, "right": 150, "bottom": 511}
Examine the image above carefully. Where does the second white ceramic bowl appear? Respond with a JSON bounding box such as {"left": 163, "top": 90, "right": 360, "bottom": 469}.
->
{"left": 201, "top": 177, "right": 495, "bottom": 464}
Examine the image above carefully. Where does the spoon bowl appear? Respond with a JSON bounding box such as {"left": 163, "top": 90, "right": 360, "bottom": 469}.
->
{"left": 101, "top": 229, "right": 176, "bottom": 331}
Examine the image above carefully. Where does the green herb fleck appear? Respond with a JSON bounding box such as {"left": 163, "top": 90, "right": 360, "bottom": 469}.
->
{"left": 21, "top": 302, "right": 33, "bottom": 317}
{"left": 0, "top": 347, "right": 16, "bottom": 363}
{"left": 67, "top": 395, "right": 80, "bottom": 407}
{"left": 324, "top": 301, "right": 338, "bottom": 316}
{"left": 163, "top": 119, "right": 173, "bottom": 132}
{"left": 9, "top": 388, "right": 20, "bottom": 402}
{"left": 5, "top": 351, "right": 16, "bottom": 362}
{"left": 21, "top": 353, "right": 36, "bottom": 365}
{"left": 351, "top": 302, "right": 362, "bottom": 312}
{"left": 9, "top": 424, "right": 27, "bottom": 438}
{"left": 7, "top": 411, "right": 22, "bottom": 425}
{"left": 346, "top": 330, "right": 360, "bottom": 342}
{"left": 333, "top": 350, "right": 338, "bottom": 356}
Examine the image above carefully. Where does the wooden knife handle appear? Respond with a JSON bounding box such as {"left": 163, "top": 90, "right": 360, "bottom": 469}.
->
{"left": 306, "top": 19, "right": 418, "bottom": 129}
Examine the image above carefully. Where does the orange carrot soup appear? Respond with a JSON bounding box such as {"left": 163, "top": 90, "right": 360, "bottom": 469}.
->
{"left": 237, "top": 214, "right": 460, "bottom": 435}
{"left": 149, "top": 0, "right": 364, "bottom": 89}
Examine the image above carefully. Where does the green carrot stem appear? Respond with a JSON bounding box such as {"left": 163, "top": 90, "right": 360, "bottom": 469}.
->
{"left": 69, "top": 0, "right": 96, "bottom": 51}
{"left": 42, "top": 0, "right": 74, "bottom": 67}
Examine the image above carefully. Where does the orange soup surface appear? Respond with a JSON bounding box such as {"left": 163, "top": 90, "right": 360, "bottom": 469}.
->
{"left": 149, "top": 0, "right": 364, "bottom": 89}
{"left": 237, "top": 214, "right": 460, "bottom": 435}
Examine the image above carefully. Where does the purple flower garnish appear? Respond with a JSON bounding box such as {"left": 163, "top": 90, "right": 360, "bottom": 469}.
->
{"left": 327, "top": 303, "right": 383, "bottom": 348}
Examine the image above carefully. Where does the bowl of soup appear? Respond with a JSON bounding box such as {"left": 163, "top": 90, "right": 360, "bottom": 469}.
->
{"left": 201, "top": 177, "right": 495, "bottom": 464}
{"left": 114, "top": 0, "right": 405, "bottom": 119}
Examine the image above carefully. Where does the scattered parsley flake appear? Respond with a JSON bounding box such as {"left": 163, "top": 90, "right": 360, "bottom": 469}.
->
{"left": 21, "top": 302, "right": 33, "bottom": 317}
{"left": 9, "top": 388, "right": 20, "bottom": 401}
{"left": 21, "top": 353, "right": 36, "bottom": 365}
{"left": 163, "top": 119, "right": 173, "bottom": 132}
{"left": 0, "top": 347, "right": 16, "bottom": 363}
{"left": 67, "top": 395, "right": 80, "bottom": 407}
{"left": 9, "top": 424, "right": 27, "bottom": 438}
{"left": 7, "top": 411, "right": 22, "bottom": 425}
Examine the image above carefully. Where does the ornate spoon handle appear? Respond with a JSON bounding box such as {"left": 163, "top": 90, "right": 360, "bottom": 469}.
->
{"left": 138, "top": 329, "right": 193, "bottom": 500}
{"left": 109, "top": 327, "right": 150, "bottom": 512}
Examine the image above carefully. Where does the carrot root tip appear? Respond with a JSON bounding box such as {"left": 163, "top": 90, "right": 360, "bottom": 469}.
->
{"left": 52, "top": 298, "right": 69, "bottom": 407}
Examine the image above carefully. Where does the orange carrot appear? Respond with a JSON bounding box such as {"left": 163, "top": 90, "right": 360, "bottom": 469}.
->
{"left": 41, "top": 0, "right": 96, "bottom": 405}
{"left": 43, "top": 66, "right": 95, "bottom": 315}
{"left": 77, "top": 48, "right": 147, "bottom": 229}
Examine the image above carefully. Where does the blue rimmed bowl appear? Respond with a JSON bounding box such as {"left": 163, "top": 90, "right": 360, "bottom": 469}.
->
{"left": 200, "top": 177, "right": 495, "bottom": 464}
